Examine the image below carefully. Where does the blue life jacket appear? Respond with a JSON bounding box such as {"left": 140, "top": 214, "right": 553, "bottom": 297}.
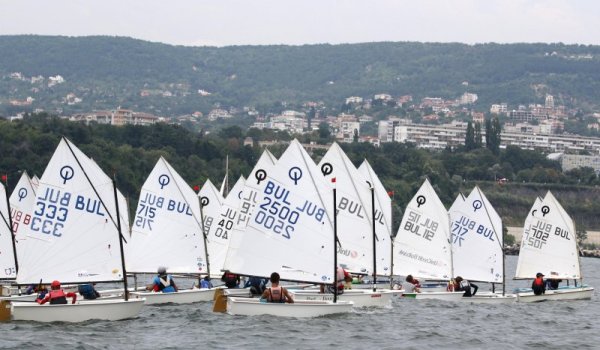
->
{"left": 154, "top": 275, "right": 176, "bottom": 293}
{"left": 200, "top": 279, "right": 213, "bottom": 289}
{"left": 78, "top": 284, "right": 99, "bottom": 300}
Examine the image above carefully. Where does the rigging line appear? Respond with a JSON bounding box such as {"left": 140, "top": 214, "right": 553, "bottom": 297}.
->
{"left": 63, "top": 137, "right": 122, "bottom": 238}
{"left": 162, "top": 158, "right": 205, "bottom": 231}
{"left": 298, "top": 142, "right": 334, "bottom": 232}
{"left": 475, "top": 187, "right": 504, "bottom": 252}
{"left": 365, "top": 161, "right": 392, "bottom": 240}
{"left": 336, "top": 145, "right": 374, "bottom": 224}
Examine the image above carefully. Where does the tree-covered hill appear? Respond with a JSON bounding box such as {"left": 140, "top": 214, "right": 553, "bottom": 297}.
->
{"left": 1, "top": 36, "right": 600, "bottom": 116}
{"left": 2, "top": 115, "right": 600, "bottom": 233}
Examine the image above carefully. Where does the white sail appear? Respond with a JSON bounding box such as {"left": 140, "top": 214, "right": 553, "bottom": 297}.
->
{"left": 9, "top": 171, "right": 37, "bottom": 259}
{"left": 234, "top": 150, "right": 278, "bottom": 230}
{"left": 393, "top": 179, "right": 452, "bottom": 280}
{"left": 450, "top": 186, "right": 503, "bottom": 283}
{"left": 117, "top": 191, "right": 131, "bottom": 238}
{"left": 16, "top": 137, "right": 126, "bottom": 284}
{"left": 225, "top": 139, "right": 336, "bottom": 284}
{"left": 1, "top": 183, "right": 17, "bottom": 279}
{"left": 515, "top": 191, "right": 580, "bottom": 279}
{"left": 86, "top": 156, "right": 131, "bottom": 240}
{"left": 219, "top": 155, "right": 229, "bottom": 197}
{"left": 127, "top": 157, "right": 207, "bottom": 274}
{"left": 198, "top": 179, "right": 224, "bottom": 239}
{"left": 206, "top": 175, "right": 245, "bottom": 277}
{"left": 448, "top": 192, "right": 465, "bottom": 213}
{"left": 222, "top": 151, "right": 278, "bottom": 273}
{"left": 357, "top": 159, "right": 393, "bottom": 276}
{"left": 31, "top": 175, "right": 40, "bottom": 190}
{"left": 318, "top": 143, "right": 372, "bottom": 275}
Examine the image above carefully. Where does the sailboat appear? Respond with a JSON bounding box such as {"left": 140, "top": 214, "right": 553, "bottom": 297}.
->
{"left": 292, "top": 144, "right": 393, "bottom": 307}
{"left": 219, "top": 150, "right": 278, "bottom": 297}
{"left": 0, "top": 172, "right": 42, "bottom": 301}
{"left": 515, "top": 191, "right": 594, "bottom": 302}
{"left": 206, "top": 175, "right": 246, "bottom": 278}
{"left": 358, "top": 160, "right": 394, "bottom": 281}
{"left": 9, "top": 172, "right": 38, "bottom": 260}
{"left": 393, "top": 179, "right": 463, "bottom": 301}
{"left": 126, "top": 156, "right": 216, "bottom": 304}
{"left": 223, "top": 140, "right": 353, "bottom": 317}
{"left": 232, "top": 150, "right": 277, "bottom": 232}
{"left": 449, "top": 186, "right": 515, "bottom": 303}
{"left": 198, "top": 179, "right": 224, "bottom": 246}
{"left": 10, "top": 137, "right": 144, "bottom": 322}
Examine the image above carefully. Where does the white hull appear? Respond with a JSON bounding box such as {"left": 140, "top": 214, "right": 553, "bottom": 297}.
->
{"left": 0, "top": 294, "right": 37, "bottom": 302}
{"left": 463, "top": 292, "right": 516, "bottom": 304}
{"left": 402, "top": 291, "right": 465, "bottom": 301}
{"left": 223, "top": 288, "right": 253, "bottom": 297}
{"left": 227, "top": 297, "right": 353, "bottom": 317}
{"left": 131, "top": 288, "right": 216, "bottom": 305}
{"left": 11, "top": 298, "right": 145, "bottom": 322}
{"left": 291, "top": 289, "right": 393, "bottom": 307}
{"left": 517, "top": 287, "right": 594, "bottom": 303}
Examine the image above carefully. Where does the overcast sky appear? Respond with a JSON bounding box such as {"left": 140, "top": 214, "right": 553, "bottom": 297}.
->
{"left": 1, "top": 0, "right": 599, "bottom": 47}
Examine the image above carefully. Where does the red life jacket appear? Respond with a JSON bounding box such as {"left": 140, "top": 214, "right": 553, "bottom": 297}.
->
{"left": 533, "top": 277, "right": 544, "bottom": 286}
{"left": 49, "top": 289, "right": 68, "bottom": 305}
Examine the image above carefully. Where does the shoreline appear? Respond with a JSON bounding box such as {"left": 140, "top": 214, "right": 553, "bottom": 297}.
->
{"left": 504, "top": 245, "right": 600, "bottom": 258}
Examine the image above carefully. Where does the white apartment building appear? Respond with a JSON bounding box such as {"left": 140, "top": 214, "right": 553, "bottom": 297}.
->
{"left": 337, "top": 120, "right": 360, "bottom": 143}
{"left": 559, "top": 154, "right": 600, "bottom": 173}
{"left": 490, "top": 103, "right": 508, "bottom": 114}
{"left": 394, "top": 122, "right": 467, "bottom": 149}
{"left": 378, "top": 118, "right": 410, "bottom": 142}
{"left": 345, "top": 96, "right": 363, "bottom": 104}
{"left": 545, "top": 95, "right": 555, "bottom": 109}
{"left": 381, "top": 120, "right": 600, "bottom": 154}
{"left": 374, "top": 94, "right": 392, "bottom": 102}
{"left": 207, "top": 109, "right": 232, "bottom": 121}
{"left": 274, "top": 117, "right": 305, "bottom": 134}
{"left": 459, "top": 92, "right": 478, "bottom": 105}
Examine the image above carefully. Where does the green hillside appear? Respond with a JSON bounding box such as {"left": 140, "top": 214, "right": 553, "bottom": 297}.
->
{"left": 1, "top": 36, "right": 600, "bottom": 116}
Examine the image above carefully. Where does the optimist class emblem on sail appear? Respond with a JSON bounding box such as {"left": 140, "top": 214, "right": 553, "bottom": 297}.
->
{"left": 523, "top": 206, "right": 571, "bottom": 250}
{"left": 252, "top": 167, "right": 325, "bottom": 240}
{"left": 134, "top": 173, "right": 193, "bottom": 231}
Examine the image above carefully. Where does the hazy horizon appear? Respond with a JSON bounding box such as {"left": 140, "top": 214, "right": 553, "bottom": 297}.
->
{"left": 1, "top": 0, "right": 599, "bottom": 47}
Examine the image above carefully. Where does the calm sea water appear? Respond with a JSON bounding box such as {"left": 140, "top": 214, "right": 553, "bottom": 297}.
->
{"left": 1, "top": 255, "right": 598, "bottom": 350}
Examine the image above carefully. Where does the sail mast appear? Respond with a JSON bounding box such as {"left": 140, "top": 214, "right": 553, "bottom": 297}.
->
{"left": 368, "top": 182, "right": 377, "bottom": 292}
{"left": 112, "top": 173, "right": 129, "bottom": 301}
{"left": 502, "top": 223, "right": 506, "bottom": 296}
{"left": 448, "top": 211, "right": 454, "bottom": 279}
{"left": 2, "top": 179, "right": 18, "bottom": 275}
{"left": 199, "top": 194, "right": 211, "bottom": 279}
{"left": 333, "top": 183, "right": 338, "bottom": 304}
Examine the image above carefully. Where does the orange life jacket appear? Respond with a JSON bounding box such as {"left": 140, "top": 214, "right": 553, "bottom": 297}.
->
{"left": 49, "top": 289, "right": 67, "bottom": 305}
